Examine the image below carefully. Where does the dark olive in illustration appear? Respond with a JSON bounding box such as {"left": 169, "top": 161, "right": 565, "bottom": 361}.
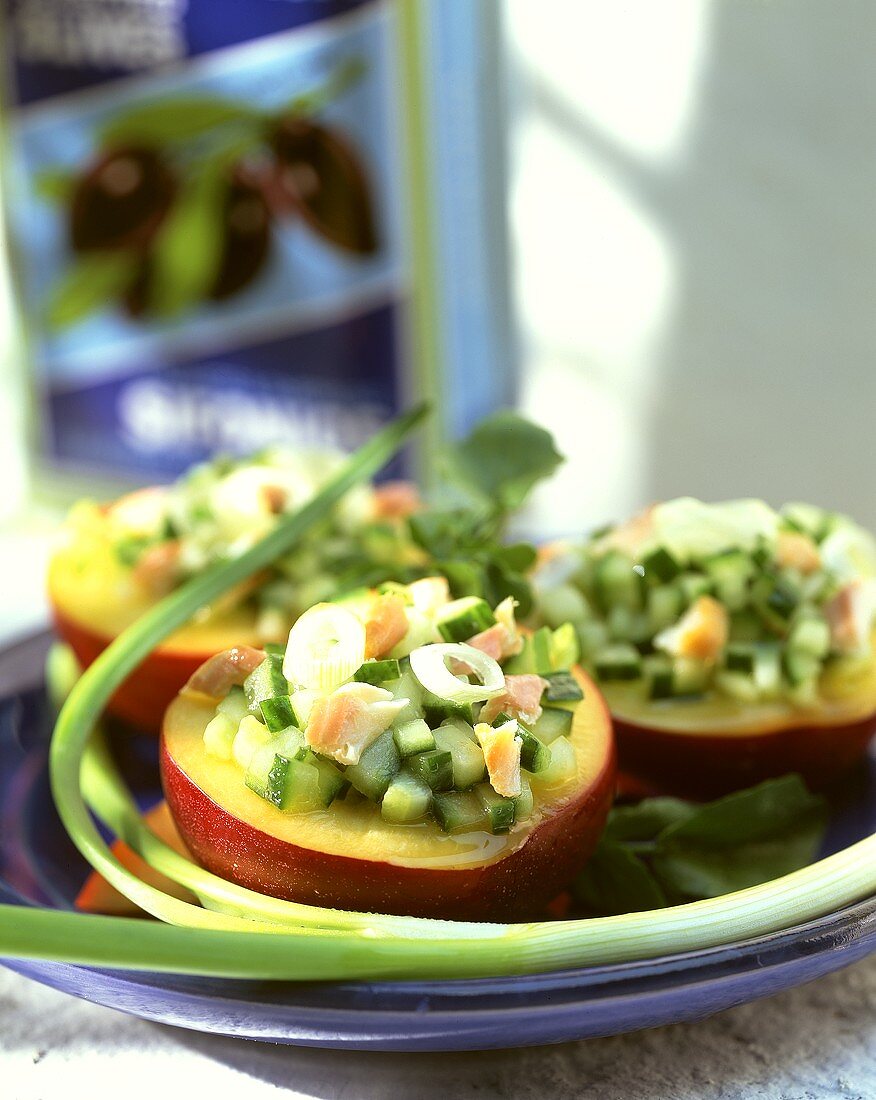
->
{"left": 268, "top": 117, "right": 378, "bottom": 255}
{"left": 208, "top": 167, "right": 273, "bottom": 300}
{"left": 69, "top": 147, "right": 176, "bottom": 253}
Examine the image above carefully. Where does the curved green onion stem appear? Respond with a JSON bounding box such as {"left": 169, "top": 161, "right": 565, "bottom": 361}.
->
{"left": 47, "top": 405, "right": 428, "bottom": 931}
{"left": 2, "top": 837, "right": 875, "bottom": 979}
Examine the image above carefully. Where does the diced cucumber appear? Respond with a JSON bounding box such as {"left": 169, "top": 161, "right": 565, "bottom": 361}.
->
{"left": 550, "top": 622, "right": 581, "bottom": 670}
{"left": 594, "top": 550, "right": 641, "bottom": 612}
{"left": 533, "top": 734, "right": 576, "bottom": 786}
{"left": 677, "top": 572, "right": 713, "bottom": 606}
{"left": 387, "top": 663, "right": 425, "bottom": 724}
{"left": 263, "top": 642, "right": 285, "bottom": 658}
{"left": 671, "top": 657, "right": 709, "bottom": 698}
{"left": 263, "top": 752, "right": 325, "bottom": 814}
{"left": 647, "top": 584, "right": 685, "bottom": 634}
{"left": 475, "top": 783, "right": 516, "bottom": 834}
{"left": 506, "top": 626, "right": 554, "bottom": 676}
{"left": 594, "top": 643, "right": 642, "bottom": 682}
{"left": 434, "top": 723, "right": 486, "bottom": 788}
{"left": 753, "top": 643, "right": 782, "bottom": 698}
{"left": 729, "top": 608, "right": 762, "bottom": 643}
{"left": 232, "top": 714, "right": 274, "bottom": 769}
{"left": 607, "top": 605, "right": 647, "bottom": 644}
{"left": 217, "top": 685, "right": 248, "bottom": 724}
{"left": 532, "top": 707, "right": 573, "bottom": 743}
{"left": 354, "top": 658, "right": 402, "bottom": 685}
{"left": 345, "top": 729, "right": 401, "bottom": 801}
{"left": 714, "top": 670, "right": 760, "bottom": 703}
{"left": 725, "top": 643, "right": 757, "bottom": 675}
{"left": 788, "top": 615, "right": 831, "bottom": 659}
{"left": 781, "top": 502, "right": 833, "bottom": 542}
{"left": 538, "top": 584, "right": 592, "bottom": 629}
{"left": 783, "top": 648, "right": 822, "bottom": 687}
{"left": 643, "top": 654, "right": 673, "bottom": 700}
{"left": 406, "top": 749, "right": 454, "bottom": 792}
{"left": 703, "top": 549, "right": 754, "bottom": 611}
{"left": 258, "top": 694, "right": 299, "bottom": 733}
{"left": 381, "top": 771, "right": 432, "bottom": 823}
{"left": 576, "top": 619, "right": 609, "bottom": 661}
{"left": 422, "top": 691, "right": 474, "bottom": 727}
{"left": 515, "top": 775, "right": 534, "bottom": 822}
{"left": 515, "top": 723, "right": 551, "bottom": 774}
{"left": 641, "top": 545, "right": 682, "bottom": 583}
{"left": 752, "top": 573, "right": 800, "bottom": 631}
{"left": 203, "top": 712, "right": 237, "bottom": 760}
{"left": 393, "top": 718, "right": 436, "bottom": 758}
{"left": 436, "top": 597, "right": 496, "bottom": 642}
{"left": 542, "top": 671, "right": 584, "bottom": 703}
{"left": 431, "top": 791, "right": 487, "bottom": 834}
{"left": 243, "top": 655, "right": 289, "bottom": 714}
{"left": 244, "top": 743, "right": 280, "bottom": 800}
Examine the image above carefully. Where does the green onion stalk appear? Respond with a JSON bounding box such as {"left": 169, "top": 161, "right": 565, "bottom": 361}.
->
{"left": 0, "top": 403, "right": 873, "bottom": 980}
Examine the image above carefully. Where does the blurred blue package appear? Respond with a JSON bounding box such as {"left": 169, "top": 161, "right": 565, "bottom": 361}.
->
{"left": 1, "top": 0, "right": 513, "bottom": 488}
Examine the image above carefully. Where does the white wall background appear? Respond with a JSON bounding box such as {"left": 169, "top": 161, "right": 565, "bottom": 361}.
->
{"left": 507, "top": 0, "right": 876, "bottom": 537}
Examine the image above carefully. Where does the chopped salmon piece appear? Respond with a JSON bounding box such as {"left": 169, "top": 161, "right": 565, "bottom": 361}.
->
{"left": 475, "top": 719, "right": 523, "bottom": 797}
{"left": 306, "top": 682, "right": 407, "bottom": 764}
{"left": 182, "top": 645, "right": 267, "bottom": 699}
{"left": 75, "top": 801, "right": 194, "bottom": 916}
{"left": 655, "top": 595, "right": 728, "bottom": 663}
{"left": 364, "top": 593, "right": 409, "bottom": 658}
{"left": 132, "top": 540, "right": 181, "bottom": 596}
{"left": 825, "top": 580, "right": 876, "bottom": 653}
{"left": 260, "top": 483, "right": 287, "bottom": 514}
{"left": 372, "top": 480, "right": 421, "bottom": 519}
{"left": 480, "top": 674, "right": 549, "bottom": 726}
{"left": 468, "top": 597, "right": 523, "bottom": 662}
{"left": 776, "top": 531, "right": 821, "bottom": 574}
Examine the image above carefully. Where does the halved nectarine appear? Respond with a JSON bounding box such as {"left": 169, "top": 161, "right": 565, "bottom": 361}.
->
{"left": 160, "top": 667, "right": 616, "bottom": 921}
{"left": 604, "top": 648, "right": 876, "bottom": 799}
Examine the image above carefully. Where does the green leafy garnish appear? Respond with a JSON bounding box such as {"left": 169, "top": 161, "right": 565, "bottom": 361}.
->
{"left": 572, "top": 776, "right": 828, "bottom": 916}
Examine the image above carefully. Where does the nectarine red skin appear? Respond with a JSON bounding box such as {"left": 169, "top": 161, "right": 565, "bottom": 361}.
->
{"left": 613, "top": 711, "right": 876, "bottom": 800}
{"left": 53, "top": 607, "right": 206, "bottom": 733}
{"left": 161, "top": 736, "right": 616, "bottom": 921}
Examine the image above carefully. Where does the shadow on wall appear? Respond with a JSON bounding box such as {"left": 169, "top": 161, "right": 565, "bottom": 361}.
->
{"left": 512, "top": 0, "right": 876, "bottom": 533}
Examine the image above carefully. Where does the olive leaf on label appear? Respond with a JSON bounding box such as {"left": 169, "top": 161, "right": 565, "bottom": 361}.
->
{"left": 447, "top": 411, "right": 565, "bottom": 514}
{"left": 146, "top": 145, "right": 254, "bottom": 318}
{"left": 46, "top": 252, "right": 137, "bottom": 330}
{"left": 99, "top": 97, "right": 258, "bottom": 146}
{"left": 571, "top": 775, "right": 829, "bottom": 917}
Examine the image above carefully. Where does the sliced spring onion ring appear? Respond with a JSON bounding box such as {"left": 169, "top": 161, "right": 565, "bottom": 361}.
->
{"left": 283, "top": 603, "right": 366, "bottom": 692}
{"left": 409, "top": 642, "right": 505, "bottom": 704}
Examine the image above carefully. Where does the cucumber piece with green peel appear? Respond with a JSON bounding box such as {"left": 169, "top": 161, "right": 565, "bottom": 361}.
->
{"left": 538, "top": 584, "right": 591, "bottom": 629}
{"left": 783, "top": 648, "right": 822, "bottom": 688}
{"left": 594, "top": 550, "right": 641, "bottom": 612}
{"left": 641, "top": 545, "right": 682, "bottom": 583}
{"left": 387, "top": 663, "right": 425, "bottom": 725}
{"left": 714, "top": 670, "right": 761, "bottom": 704}
{"left": 345, "top": 729, "right": 401, "bottom": 801}
{"left": 542, "top": 670, "right": 583, "bottom": 703}
{"left": 533, "top": 733, "right": 576, "bottom": 786}
{"left": 381, "top": 771, "right": 432, "bottom": 823}
{"left": 431, "top": 790, "right": 488, "bottom": 834}
{"left": 406, "top": 748, "right": 454, "bottom": 792}
{"left": 475, "top": 783, "right": 516, "bottom": 834}
{"left": 515, "top": 775, "right": 534, "bottom": 822}
{"left": 677, "top": 572, "right": 713, "bottom": 606}
{"left": 647, "top": 584, "right": 684, "bottom": 634}
{"left": 422, "top": 691, "right": 474, "bottom": 727}
{"left": 752, "top": 573, "right": 800, "bottom": 631}
{"left": 354, "top": 658, "right": 402, "bottom": 686}
{"left": 643, "top": 654, "right": 674, "bottom": 700}
{"left": 203, "top": 712, "right": 237, "bottom": 759}
{"left": 436, "top": 597, "right": 496, "bottom": 642}
{"left": 243, "top": 655, "right": 290, "bottom": 714}
{"left": 703, "top": 548, "right": 754, "bottom": 610}
{"left": 725, "top": 643, "right": 757, "bottom": 675}
{"left": 266, "top": 751, "right": 346, "bottom": 812}
{"left": 216, "top": 684, "right": 248, "bottom": 724}
{"left": 594, "top": 643, "right": 642, "bottom": 682}
{"left": 392, "top": 718, "right": 436, "bottom": 758}
{"left": 788, "top": 615, "right": 831, "bottom": 659}
{"left": 550, "top": 622, "right": 581, "bottom": 670}
{"left": 434, "top": 723, "right": 486, "bottom": 789}
{"left": 258, "top": 694, "right": 300, "bottom": 733}
{"left": 670, "top": 656, "right": 709, "bottom": 698}
{"left": 515, "top": 723, "right": 551, "bottom": 774}
{"left": 532, "top": 707, "right": 573, "bottom": 743}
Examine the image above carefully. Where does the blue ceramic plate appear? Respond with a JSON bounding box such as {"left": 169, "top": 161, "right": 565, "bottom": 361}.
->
{"left": 1, "top": 631, "right": 874, "bottom": 1051}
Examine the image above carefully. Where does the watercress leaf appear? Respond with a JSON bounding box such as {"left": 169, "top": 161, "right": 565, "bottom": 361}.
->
{"left": 650, "top": 775, "right": 828, "bottom": 899}
{"left": 447, "top": 412, "right": 564, "bottom": 513}
{"left": 46, "top": 253, "right": 135, "bottom": 331}
{"left": 492, "top": 542, "right": 538, "bottom": 573}
{"left": 483, "top": 559, "right": 533, "bottom": 618}
{"left": 603, "top": 797, "right": 698, "bottom": 844}
{"left": 99, "top": 97, "right": 258, "bottom": 145}
{"left": 571, "top": 840, "right": 667, "bottom": 916}
{"left": 408, "top": 510, "right": 480, "bottom": 558}
{"left": 436, "top": 560, "right": 487, "bottom": 599}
